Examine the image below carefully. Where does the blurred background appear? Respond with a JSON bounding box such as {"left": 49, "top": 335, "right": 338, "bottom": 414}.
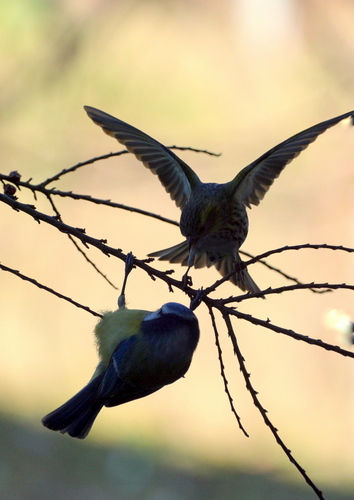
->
{"left": 1, "top": 0, "right": 354, "bottom": 498}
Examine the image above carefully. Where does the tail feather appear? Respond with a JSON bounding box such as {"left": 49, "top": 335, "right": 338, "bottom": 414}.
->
{"left": 149, "top": 241, "right": 263, "bottom": 295}
{"left": 41, "top": 374, "right": 104, "bottom": 439}
{"left": 215, "top": 253, "right": 263, "bottom": 296}
{"left": 148, "top": 240, "right": 189, "bottom": 265}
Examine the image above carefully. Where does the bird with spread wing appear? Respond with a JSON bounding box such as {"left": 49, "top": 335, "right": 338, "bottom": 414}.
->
{"left": 84, "top": 106, "right": 353, "bottom": 294}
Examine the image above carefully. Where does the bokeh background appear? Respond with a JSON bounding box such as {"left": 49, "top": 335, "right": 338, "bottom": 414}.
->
{"left": 1, "top": 0, "right": 354, "bottom": 498}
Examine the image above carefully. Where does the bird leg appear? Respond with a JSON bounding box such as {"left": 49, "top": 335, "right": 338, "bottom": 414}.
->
{"left": 182, "top": 266, "right": 193, "bottom": 289}
{"left": 117, "top": 252, "right": 135, "bottom": 309}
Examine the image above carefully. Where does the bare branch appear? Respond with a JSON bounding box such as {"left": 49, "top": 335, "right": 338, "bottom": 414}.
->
{"left": 0, "top": 174, "right": 180, "bottom": 228}
{"left": 0, "top": 192, "right": 187, "bottom": 293}
{"left": 221, "top": 304, "right": 354, "bottom": 360}
{"left": 233, "top": 282, "right": 354, "bottom": 301}
{"left": 168, "top": 145, "right": 221, "bottom": 156}
{"left": 207, "top": 305, "right": 249, "bottom": 437}
{"left": 221, "top": 311, "right": 325, "bottom": 500}
{"left": 0, "top": 263, "right": 102, "bottom": 318}
{"left": 240, "top": 249, "right": 332, "bottom": 293}
{"left": 46, "top": 194, "right": 118, "bottom": 289}
{"left": 38, "top": 151, "right": 129, "bottom": 187}
{"left": 245, "top": 243, "right": 354, "bottom": 267}
{"left": 36, "top": 145, "right": 220, "bottom": 187}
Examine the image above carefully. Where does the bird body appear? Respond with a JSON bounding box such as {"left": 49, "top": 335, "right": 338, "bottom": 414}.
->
{"left": 42, "top": 302, "right": 199, "bottom": 439}
{"left": 177, "top": 182, "right": 257, "bottom": 291}
{"left": 94, "top": 308, "right": 148, "bottom": 367}
{"left": 84, "top": 106, "right": 354, "bottom": 293}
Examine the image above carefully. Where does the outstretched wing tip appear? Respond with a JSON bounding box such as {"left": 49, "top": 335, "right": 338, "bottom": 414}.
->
{"left": 234, "top": 109, "right": 354, "bottom": 208}
{"left": 83, "top": 106, "right": 201, "bottom": 209}
{"left": 84, "top": 104, "right": 95, "bottom": 114}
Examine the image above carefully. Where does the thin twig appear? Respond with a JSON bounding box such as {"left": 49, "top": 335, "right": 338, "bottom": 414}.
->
{"left": 222, "top": 304, "right": 354, "bottom": 360}
{"left": 239, "top": 249, "right": 331, "bottom": 293}
{"left": 245, "top": 243, "right": 354, "bottom": 267}
{"left": 221, "top": 311, "right": 324, "bottom": 500}
{"left": 0, "top": 263, "right": 102, "bottom": 318}
{"left": 38, "top": 151, "right": 129, "bottom": 187}
{"left": 230, "top": 282, "right": 354, "bottom": 302}
{"left": 36, "top": 145, "right": 220, "bottom": 187}
{"left": 0, "top": 173, "right": 180, "bottom": 227}
{"left": 168, "top": 145, "right": 221, "bottom": 156}
{"left": 201, "top": 246, "right": 354, "bottom": 297}
{"left": 207, "top": 305, "right": 249, "bottom": 437}
{"left": 0, "top": 192, "right": 186, "bottom": 291}
{"left": 46, "top": 194, "right": 118, "bottom": 289}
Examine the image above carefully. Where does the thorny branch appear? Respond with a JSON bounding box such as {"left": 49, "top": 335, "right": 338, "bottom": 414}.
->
{"left": 45, "top": 194, "right": 118, "bottom": 289}
{"left": 1, "top": 151, "right": 354, "bottom": 500}
{"left": 207, "top": 305, "right": 249, "bottom": 437}
{"left": 0, "top": 168, "right": 344, "bottom": 291}
{"left": 221, "top": 311, "right": 325, "bottom": 499}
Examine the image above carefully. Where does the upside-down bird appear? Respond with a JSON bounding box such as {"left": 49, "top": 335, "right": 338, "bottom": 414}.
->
{"left": 42, "top": 256, "right": 200, "bottom": 439}
{"left": 84, "top": 106, "right": 353, "bottom": 294}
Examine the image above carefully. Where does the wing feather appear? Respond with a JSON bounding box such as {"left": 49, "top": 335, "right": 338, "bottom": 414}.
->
{"left": 84, "top": 106, "right": 201, "bottom": 209}
{"left": 231, "top": 111, "right": 354, "bottom": 208}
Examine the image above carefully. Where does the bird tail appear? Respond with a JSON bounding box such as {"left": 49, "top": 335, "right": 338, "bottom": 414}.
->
{"left": 149, "top": 241, "right": 263, "bottom": 296}
{"left": 148, "top": 240, "right": 189, "bottom": 265}
{"left": 215, "top": 253, "right": 263, "bottom": 296}
{"left": 41, "top": 374, "right": 105, "bottom": 439}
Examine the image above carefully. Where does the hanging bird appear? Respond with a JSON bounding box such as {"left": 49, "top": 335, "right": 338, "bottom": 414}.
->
{"left": 42, "top": 255, "right": 200, "bottom": 439}
{"left": 84, "top": 106, "right": 354, "bottom": 294}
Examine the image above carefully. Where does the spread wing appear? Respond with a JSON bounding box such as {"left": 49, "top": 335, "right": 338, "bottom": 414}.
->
{"left": 230, "top": 111, "right": 354, "bottom": 208}
{"left": 84, "top": 106, "right": 201, "bottom": 209}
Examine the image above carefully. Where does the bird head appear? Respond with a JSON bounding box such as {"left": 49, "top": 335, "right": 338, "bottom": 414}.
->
{"left": 142, "top": 303, "right": 200, "bottom": 342}
{"left": 143, "top": 302, "right": 198, "bottom": 324}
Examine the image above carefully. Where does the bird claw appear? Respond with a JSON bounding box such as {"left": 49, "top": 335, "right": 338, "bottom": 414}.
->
{"left": 190, "top": 288, "right": 204, "bottom": 311}
{"left": 124, "top": 252, "right": 135, "bottom": 275}
{"left": 182, "top": 272, "right": 193, "bottom": 289}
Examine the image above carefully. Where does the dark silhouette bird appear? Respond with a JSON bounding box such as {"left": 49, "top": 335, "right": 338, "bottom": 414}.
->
{"left": 42, "top": 255, "right": 200, "bottom": 439}
{"left": 84, "top": 106, "right": 353, "bottom": 294}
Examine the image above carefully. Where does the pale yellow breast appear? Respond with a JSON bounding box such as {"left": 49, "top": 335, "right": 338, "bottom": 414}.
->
{"left": 94, "top": 309, "right": 150, "bottom": 366}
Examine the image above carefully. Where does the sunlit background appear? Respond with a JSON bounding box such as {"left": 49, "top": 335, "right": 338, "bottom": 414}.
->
{"left": 1, "top": 0, "right": 354, "bottom": 498}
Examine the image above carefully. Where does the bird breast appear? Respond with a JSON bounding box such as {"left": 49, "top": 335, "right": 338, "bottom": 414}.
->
{"left": 180, "top": 183, "right": 249, "bottom": 253}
